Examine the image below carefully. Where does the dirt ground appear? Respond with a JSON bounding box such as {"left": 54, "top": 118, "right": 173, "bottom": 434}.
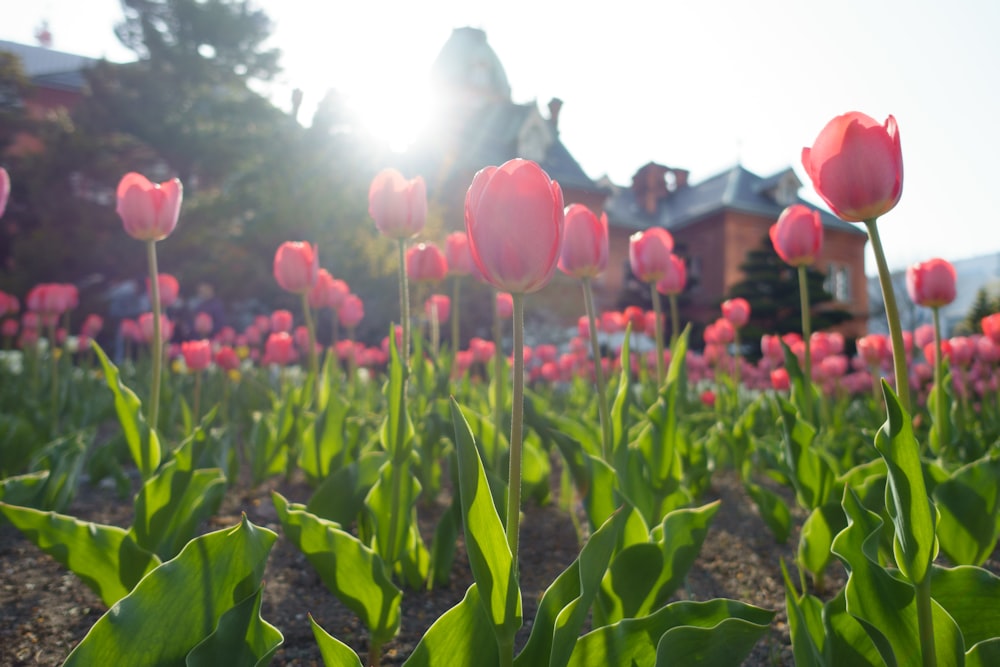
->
{"left": 2, "top": 465, "right": 993, "bottom": 666}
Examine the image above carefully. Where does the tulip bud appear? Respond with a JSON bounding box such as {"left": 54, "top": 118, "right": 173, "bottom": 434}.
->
{"left": 558, "top": 204, "right": 608, "bottom": 279}
{"left": 369, "top": 168, "right": 427, "bottom": 240}
{"left": 273, "top": 242, "right": 319, "bottom": 294}
{"left": 115, "top": 172, "right": 183, "bottom": 242}
{"left": 629, "top": 228, "right": 674, "bottom": 283}
{"left": 906, "top": 258, "right": 956, "bottom": 308}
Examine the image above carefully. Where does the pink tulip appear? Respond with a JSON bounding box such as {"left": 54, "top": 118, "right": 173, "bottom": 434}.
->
{"left": 622, "top": 306, "right": 646, "bottom": 334}
{"left": 761, "top": 334, "right": 784, "bottom": 363}
{"left": 308, "top": 269, "right": 349, "bottom": 310}
{"left": 139, "top": 312, "right": 173, "bottom": 344}
{"left": 0, "top": 290, "right": 19, "bottom": 317}
{"left": 802, "top": 112, "right": 903, "bottom": 222}
{"left": 770, "top": 205, "right": 823, "bottom": 266}
{"left": 215, "top": 346, "right": 240, "bottom": 371}
{"left": 147, "top": 273, "right": 180, "bottom": 309}
{"left": 181, "top": 339, "right": 212, "bottom": 371}
{"left": 445, "top": 232, "right": 476, "bottom": 277}
{"left": 914, "top": 323, "right": 935, "bottom": 349}
{"left": 600, "top": 311, "right": 625, "bottom": 334}
{"left": 982, "top": 313, "right": 1000, "bottom": 345}
{"left": 338, "top": 294, "right": 364, "bottom": 329}
{"left": 2, "top": 318, "right": 18, "bottom": 338}
{"left": 425, "top": 294, "right": 450, "bottom": 323}
{"left": 629, "top": 228, "right": 674, "bottom": 283}
{"left": 496, "top": 292, "right": 513, "bottom": 319}
{"left": 368, "top": 168, "right": 427, "bottom": 240}
{"left": 906, "top": 258, "right": 956, "bottom": 308}
{"left": 115, "top": 172, "right": 183, "bottom": 241}
{"left": 254, "top": 315, "right": 271, "bottom": 334}
{"left": 271, "top": 310, "right": 293, "bottom": 333}
{"left": 194, "top": 312, "right": 213, "bottom": 337}
{"left": 721, "top": 298, "right": 751, "bottom": 328}
{"left": 655, "top": 254, "right": 687, "bottom": 296}
{"left": 558, "top": 204, "right": 608, "bottom": 279}
{"left": 468, "top": 337, "right": 495, "bottom": 363}
{"left": 406, "top": 243, "right": 448, "bottom": 283}
{"left": 0, "top": 167, "right": 9, "bottom": 219}
{"left": 274, "top": 242, "right": 319, "bottom": 294}
{"left": 857, "top": 333, "right": 889, "bottom": 367}
{"left": 771, "top": 368, "right": 790, "bottom": 391}
{"left": 81, "top": 314, "right": 104, "bottom": 338}
{"left": 465, "top": 159, "right": 564, "bottom": 294}
{"left": 262, "top": 332, "right": 297, "bottom": 366}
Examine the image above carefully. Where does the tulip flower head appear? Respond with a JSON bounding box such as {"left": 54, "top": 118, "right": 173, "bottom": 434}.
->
{"left": 445, "top": 232, "right": 476, "bottom": 276}
{"left": 982, "top": 313, "right": 1000, "bottom": 345}
{"left": 270, "top": 310, "right": 293, "bottom": 333}
{"left": 147, "top": 273, "right": 180, "bottom": 309}
{"left": 115, "top": 172, "right": 183, "bottom": 242}
{"left": 194, "top": 312, "right": 213, "bottom": 337}
{"left": 309, "top": 269, "right": 349, "bottom": 310}
{"left": 181, "top": 339, "right": 212, "bottom": 372}
{"left": 655, "top": 254, "right": 687, "bottom": 296}
{"left": 425, "top": 294, "right": 451, "bottom": 323}
{"left": 406, "top": 243, "right": 449, "bottom": 283}
{"left": 495, "top": 292, "right": 514, "bottom": 320}
{"left": 629, "top": 228, "right": 674, "bottom": 283}
{"left": 273, "top": 242, "right": 319, "bottom": 294}
{"left": 369, "top": 168, "right": 427, "bottom": 240}
{"left": 0, "top": 167, "right": 9, "bottom": 219}
{"left": 465, "top": 159, "right": 564, "bottom": 294}
{"left": 338, "top": 294, "right": 365, "bottom": 330}
{"left": 770, "top": 205, "right": 823, "bottom": 266}
{"left": 906, "top": 258, "right": 956, "bottom": 308}
{"left": 802, "top": 112, "right": 903, "bottom": 222}
{"left": 559, "top": 204, "right": 608, "bottom": 279}
{"left": 721, "top": 298, "right": 751, "bottom": 329}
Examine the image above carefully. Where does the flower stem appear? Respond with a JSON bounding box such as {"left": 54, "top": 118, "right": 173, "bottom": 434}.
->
{"left": 797, "top": 264, "right": 815, "bottom": 424}
{"left": 582, "top": 278, "right": 612, "bottom": 460}
{"left": 397, "top": 239, "right": 411, "bottom": 372}
{"left": 493, "top": 293, "right": 505, "bottom": 470}
{"left": 192, "top": 370, "right": 202, "bottom": 425}
{"left": 505, "top": 293, "right": 525, "bottom": 563}
{"left": 650, "top": 283, "right": 665, "bottom": 386}
{"left": 48, "top": 322, "right": 59, "bottom": 429}
{"left": 931, "top": 306, "right": 948, "bottom": 456}
{"left": 451, "top": 276, "right": 462, "bottom": 354}
{"left": 669, "top": 293, "right": 680, "bottom": 348}
{"left": 917, "top": 575, "right": 937, "bottom": 667}
{"left": 301, "top": 292, "right": 319, "bottom": 407}
{"left": 146, "top": 239, "right": 162, "bottom": 442}
{"left": 864, "top": 219, "right": 912, "bottom": 413}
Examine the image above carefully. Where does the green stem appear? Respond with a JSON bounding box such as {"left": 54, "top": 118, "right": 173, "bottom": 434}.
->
{"left": 430, "top": 301, "right": 440, "bottom": 360}
{"left": 650, "top": 283, "right": 665, "bottom": 386}
{"left": 505, "top": 293, "right": 525, "bottom": 564}
{"left": 797, "top": 264, "right": 815, "bottom": 424}
{"left": 499, "top": 638, "right": 514, "bottom": 667}
{"left": 916, "top": 575, "right": 937, "bottom": 667}
{"left": 48, "top": 323, "right": 59, "bottom": 429}
{"left": 451, "top": 276, "right": 462, "bottom": 354}
{"left": 582, "top": 278, "right": 612, "bottom": 460}
{"left": 931, "top": 306, "right": 948, "bottom": 456}
{"left": 192, "top": 370, "right": 202, "bottom": 425}
{"left": 864, "top": 219, "right": 912, "bottom": 412}
{"left": 397, "top": 239, "right": 411, "bottom": 372}
{"left": 732, "top": 329, "right": 742, "bottom": 391}
{"left": 147, "top": 240, "right": 162, "bottom": 443}
{"left": 301, "top": 292, "right": 319, "bottom": 407}
{"left": 493, "top": 293, "right": 505, "bottom": 470}
{"left": 669, "top": 293, "right": 680, "bottom": 348}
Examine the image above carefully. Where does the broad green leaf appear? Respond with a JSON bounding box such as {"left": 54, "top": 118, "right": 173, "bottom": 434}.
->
{"left": 128, "top": 436, "right": 227, "bottom": 561}
{"left": 64, "top": 516, "right": 275, "bottom": 665}
{"left": 832, "top": 487, "right": 963, "bottom": 667}
{"left": 654, "top": 614, "right": 774, "bottom": 665}
{"left": 310, "top": 614, "right": 364, "bottom": 667}
{"left": 365, "top": 457, "right": 421, "bottom": 565}
{"left": 0, "top": 502, "right": 159, "bottom": 606}
{"left": 300, "top": 386, "right": 350, "bottom": 483}
{"left": 450, "top": 398, "right": 522, "bottom": 646}
{"left": 583, "top": 454, "right": 618, "bottom": 530}
{"left": 187, "top": 585, "right": 283, "bottom": 666}
{"left": 745, "top": 480, "right": 792, "bottom": 544}
{"left": 568, "top": 599, "right": 773, "bottom": 667}
{"left": 822, "top": 588, "right": 883, "bottom": 666}
{"left": 380, "top": 329, "right": 413, "bottom": 460}
{"left": 930, "top": 565, "right": 1000, "bottom": 649}
{"left": 875, "top": 381, "right": 937, "bottom": 585}
{"left": 515, "top": 508, "right": 627, "bottom": 667}
{"left": 776, "top": 397, "right": 839, "bottom": 510}
{"left": 966, "top": 637, "right": 1000, "bottom": 667}
{"left": 273, "top": 493, "right": 401, "bottom": 646}
{"left": 403, "top": 584, "right": 500, "bottom": 666}
{"left": 610, "top": 324, "right": 633, "bottom": 457}
{"left": 428, "top": 501, "right": 459, "bottom": 589}
{"left": 781, "top": 559, "right": 826, "bottom": 667}
{"left": 798, "top": 502, "right": 847, "bottom": 583}
{"left": 522, "top": 435, "right": 551, "bottom": 505}
{"left": 395, "top": 510, "right": 431, "bottom": 590}
{"left": 93, "top": 342, "right": 161, "bottom": 479}
{"left": 0, "top": 470, "right": 49, "bottom": 509}
{"left": 307, "top": 450, "right": 387, "bottom": 527}
{"left": 933, "top": 454, "right": 1000, "bottom": 566}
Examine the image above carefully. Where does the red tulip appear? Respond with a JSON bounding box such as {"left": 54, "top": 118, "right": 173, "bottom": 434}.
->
{"left": 214, "top": 345, "right": 240, "bottom": 371}
{"left": 468, "top": 337, "right": 495, "bottom": 363}
{"left": 802, "top": 112, "right": 903, "bottom": 222}
{"left": 770, "top": 205, "right": 823, "bottom": 267}
{"left": 0, "top": 167, "right": 9, "bottom": 219}
{"left": 721, "top": 298, "right": 751, "bottom": 328}
{"left": 982, "top": 313, "right": 1000, "bottom": 345}
{"left": 600, "top": 311, "right": 625, "bottom": 334}
{"left": 194, "top": 312, "right": 213, "bottom": 337}
{"left": 761, "top": 334, "right": 784, "bottom": 363}
{"left": 273, "top": 241, "right": 319, "bottom": 294}
{"left": 406, "top": 243, "right": 448, "bottom": 283}
{"left": 496, "top": 292, "right": 513, "bottom": 319}
{"left": 181, "top": 339, "right": 212, "bottom": 371}
{"left": 857, "top": 333, "right": 889, "bottom": 367}
{"left": 147, "top": 273, "right": 180, "bottom": 309}
{"left": 622, "top": 306, "right": 646, "bottom": 334}
{"left": 465, "top": 159, "right": 564, "bottom": 294}
{"left": 906, "top": 258, "right": 956, "bottom": 308}
{"left": 139, "top": 312, "right": 173, "bottom": 344}
{"left": 1, "top": 318, "right": 18, "bottom": 338}
{"left": 115, "top": 172, "right": 183, "bottom": 241}
{"left": 425, "top": 294, "right": 450, "bottom": 323}
{"left": 629, "top": 228, "right": 674, "bottom": 283}
{"left": 0, "top": 290, "right": 19, "bottom": 318}
{"left": 368, "top": 168, "right": 427, "bottom": 240}
{"left": 26, "top": 283, "right": 75, "bottom": 316}
{"left": 559, "top": 204, "right": 608, "bottom": 279}
{"left": 445, "top": 232, "right": 476, "bottom": 276}
{"left": 262, "top": 332, "right": 297, "bottom": 366}
{"left": 309, "top": 269, "right": 349, "bottom": 310}
{"left": 771, "top": 368, "right": 790, "bottom": 391}
{"left": 700, "top": 389, "right": 716, "bottom": 407}
{"left": 270, "top": 310, "right": 293, "bottom": 333}
{"left": 338, "top": 294, "right": 364, "bottom": 329}
{"left": 81, "top": 314, "right": 104, "bottom": 338}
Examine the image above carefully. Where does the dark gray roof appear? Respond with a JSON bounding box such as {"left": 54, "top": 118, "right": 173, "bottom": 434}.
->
{"left": 604, "top": 164, "right": 866, "bottom": 235}
{"left": 0, "top": 39, "right": 100, "bottom": 92}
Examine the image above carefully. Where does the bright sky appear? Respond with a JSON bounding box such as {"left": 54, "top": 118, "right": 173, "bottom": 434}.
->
{"left": 3, "top": 0, "right": 999, "bottom": 275}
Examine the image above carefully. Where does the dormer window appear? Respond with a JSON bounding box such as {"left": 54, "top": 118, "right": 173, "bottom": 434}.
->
{"left": 517, "top": 111, "right": 553, "bottom": 162}
{"left": 774, "top": 172, "right": 800, "bottom": 205}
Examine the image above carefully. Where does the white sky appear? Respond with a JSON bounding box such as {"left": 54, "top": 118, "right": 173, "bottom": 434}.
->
{"left": 2, "top": 0, "right": 999, "bottom": 275}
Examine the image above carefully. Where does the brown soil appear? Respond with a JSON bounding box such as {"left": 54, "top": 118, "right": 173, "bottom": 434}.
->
{"left": 2, "top": 466, "right": 991, "bottom": 667}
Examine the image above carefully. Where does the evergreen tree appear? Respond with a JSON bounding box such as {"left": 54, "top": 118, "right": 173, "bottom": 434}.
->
{"left": 726, "top": 233, "right": 853, "bottom": 357}
{"left": 957, "top": 286, "right": 1000, "bottom": 335}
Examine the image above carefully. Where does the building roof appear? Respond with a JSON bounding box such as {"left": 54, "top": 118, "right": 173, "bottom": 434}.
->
{"left": 0, "top": 39, "right": 101, "bottom": 92}
{"left": 604, "top": 163, "right": 866, "bottom": 235}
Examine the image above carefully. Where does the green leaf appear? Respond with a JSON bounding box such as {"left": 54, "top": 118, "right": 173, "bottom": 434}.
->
{"left": 273, "top": 492, "right": 401, "bottom": 646}
{"left": 381, "top": 328, "right": 413, "bottom": 460}
{"left": 300, "top": 387, "right": 350, "bottom": 483}
{"left": 365, "top": 457, "right": 421, "bottom": 565}
{"left": 310, "top": 614, "right": 364, "bottom": 666}
{"left": 515, "top": 508, "right": 628, "bottom": 667}
{"left": 568, "top": 599, "right": 773, "bottom": 667}
{"left": 128, "top": 436, "right": 227, "bottom": 561}
{"left": 930, "top": 565, "right": 1000, "bottom": 649}
{"left": 0, "top": 502, "right": 160, "bottom": 606}
{"left": 186, "top": 585, "right": 283, "bottom": 666}
{"left": 450, "top": 397, "right": 522, "bottom": 647}
{"left": 823, "top": 588, "right": 883, "bottom": 666}
{"left": 64, "top": 516, "right": 275, "bottom": 665}
{"left": 798, "top": 502, "right": 847, "bottom": 582}
{"left": 745, "top": 480, "right": 792, "bottom": 544}
{"left": 776, "top": 396, "right": 840, "bottom": 510}
{"left": 403, "top": 584, "right": 500, "bottom": 666}
{"left": 428, "top": 501, "right": 459, "bottom": 589}
{"left": 875, "top": 381, "right": 937, "bottom": 585}
{"left": 610, "top": 324, "right": 633, "bottom": 457}
{"left": 781, "top": 559, "right": 826, "bottom": 667}
{"left": 0, "top": 470, "right": 49, "bottom": 508}
{"left": 307, "top": 450, "right": 387, "bottom": 527}
{"left": 933, "top": 453, "right": 1000, "bottom": 566}
{"left": 966, "top": 638, "right": 1000, "bottom": 667}
{"left": 93, "top": 342, "right": 161, "bottom": 479}
{"left": 654, "top": 614, "right": 775, "bottom": 665}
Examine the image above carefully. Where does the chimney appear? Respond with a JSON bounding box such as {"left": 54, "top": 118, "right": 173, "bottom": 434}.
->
{"left": 547, "top": 97, "right": 563, "bottom": 132}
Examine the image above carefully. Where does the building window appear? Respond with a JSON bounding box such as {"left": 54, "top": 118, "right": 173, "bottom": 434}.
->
{"left": 824, "top": 263, "right": 851, "bottom": 302}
